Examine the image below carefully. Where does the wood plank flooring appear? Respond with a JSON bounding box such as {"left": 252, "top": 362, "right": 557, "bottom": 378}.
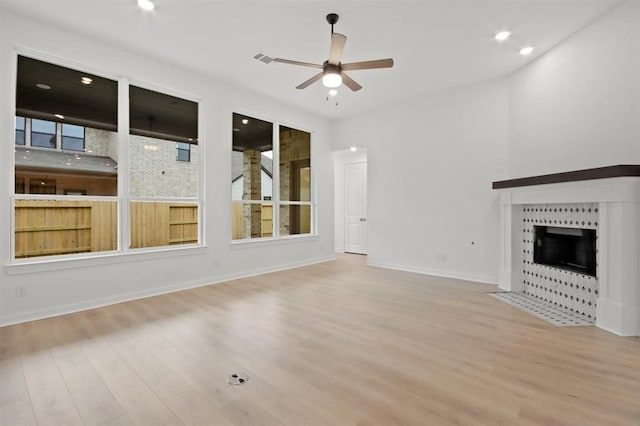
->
{"left": 1, "top": 254, "right": 640, "bottom": 425}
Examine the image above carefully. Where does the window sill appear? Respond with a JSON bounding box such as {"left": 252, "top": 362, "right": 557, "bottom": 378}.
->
{"left": 231, "top": 234, "right": 318, "bottom": 249}
{"left": 4, "top": 244, "right": 207, "bottom": 276}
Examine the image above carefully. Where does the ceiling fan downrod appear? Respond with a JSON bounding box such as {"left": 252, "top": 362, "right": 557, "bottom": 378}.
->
{"left": 326, "top": 13, "right": 339, "bottom": 34}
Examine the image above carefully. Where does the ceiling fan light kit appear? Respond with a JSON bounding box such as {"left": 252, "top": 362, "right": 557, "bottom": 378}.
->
{"left": 322, "top": 64, "right": 342, "bottom": 88}
{"left": 272, "top": 13, "right": 394, "bottom": 92}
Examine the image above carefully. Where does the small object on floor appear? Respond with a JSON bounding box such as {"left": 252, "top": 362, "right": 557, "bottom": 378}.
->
{"left": 228, "top": 372, "right": 249, "bottom": 385}
{"left": 489, "top": 292, "right": 595, "bottom": 326}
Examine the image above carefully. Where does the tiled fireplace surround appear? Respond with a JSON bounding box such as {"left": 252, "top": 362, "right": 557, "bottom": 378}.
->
{"left": 494, "top": 166, "right": 640, "bottom": 336}
{"left": 521, "top": 203, "right": 599, "bottom": 319}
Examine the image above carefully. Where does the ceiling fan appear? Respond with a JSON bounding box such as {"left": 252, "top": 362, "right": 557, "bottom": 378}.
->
{"left": 273, "top": 13, "right": 394, "bottom": 92}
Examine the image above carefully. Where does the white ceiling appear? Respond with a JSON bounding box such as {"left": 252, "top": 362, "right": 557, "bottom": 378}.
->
{"left": 1, "top": 0, "right": 622, "bottom": 119}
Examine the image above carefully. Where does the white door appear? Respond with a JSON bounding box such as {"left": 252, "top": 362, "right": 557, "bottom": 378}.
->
{"left": 345, "top": 162, "right": 367, "bottom": 254}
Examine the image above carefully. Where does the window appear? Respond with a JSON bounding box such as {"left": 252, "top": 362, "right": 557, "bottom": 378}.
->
{"left": 11, "top": 55, "right": 202, "bottom": 262}
{"left": 15, "top": 116, "right": 25, "bottom": 145}
{"left": 30, "top": 119, "right": 57, "bottom": 148}
{"left": 129, "top": 85, "right": 199, "bottom": 249}
{"left": 232, "top": 113, "right": 312, "bottom": 240}
{"left": 14, "top": 56, "right": 119, "bottom": 259}
{"left": 62, "top": 123, "right": 85, "bottom": 151}
{"left": 279, "top": 125, "right": 312, "bottom": 236}
{"left": 232, "top": 114, "right": 274, "bottom": 240}
{"left": 176, "top": 142, "right": 190, "bottom": 162}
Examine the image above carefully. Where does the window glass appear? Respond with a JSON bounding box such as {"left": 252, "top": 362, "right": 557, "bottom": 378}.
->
{"left": 279, "top": 126, "right": 310, "bottom": 202}
{"left": 129, "top": 85, "right": 199, "bottom": 249}
{"left": 279, "top": 125, "right": 312, "bottom": 236}
{"left": 279, "top": 204, "right": 311, "bottom": 236}
{"left": 31, "top": 119, "right": 57, "bottom": 148}
{"left": 232, "top": 203, "right": 273, "bottom": 239}
{"left": 14, "top": 55, "right": 119, "bottom": 259}
{"left": 18, "top": 120, "right": 117, "bottom": 196}
{"left": 62, "top": 123, "right": 85, "bottom": 151}
{"left": 129, "top": 86, "right": 198, "bottom": 198}
{"left": 130, "top": 201, "right": 198, "bottom": 248}
{"left": 232, "top": 113, "right": 274, "bottom": 240}
{"left": 15, "top": 199, "right": 117, "bottom": 258}
{"left": 16, "top": 57, "right": 119, "bottom": 197}
{"left": 15, "top": 116, "right": 25, "bottom": 145}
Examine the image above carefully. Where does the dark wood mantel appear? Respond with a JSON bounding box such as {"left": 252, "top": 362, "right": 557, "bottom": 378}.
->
{"left": 492, "top": 165, "right": 640, "bottom": 189}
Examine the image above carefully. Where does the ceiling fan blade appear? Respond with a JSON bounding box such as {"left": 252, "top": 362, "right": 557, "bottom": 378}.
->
{"left": 273, "top": 58, "right": 323, "bottom": 69}
{"left": 328, "top": 33, "right": 347, "bottom": 65}
{"left": 296, "top": 72, "right": 324, "bottom": 89}
{"left": 341, "top": 58, "right": 394, "bottom": 71}
{"left": 341, "top": 72, "right": 362, "bottom": 92}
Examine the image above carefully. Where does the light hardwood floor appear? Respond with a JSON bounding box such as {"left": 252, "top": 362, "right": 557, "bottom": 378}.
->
{"left": 1, "top": 254, "right": 640, "bottom": 425}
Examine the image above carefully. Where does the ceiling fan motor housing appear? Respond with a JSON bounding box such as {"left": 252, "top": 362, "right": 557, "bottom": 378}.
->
{"left": 324, "top": 63, "right": 341, "bottom": 75}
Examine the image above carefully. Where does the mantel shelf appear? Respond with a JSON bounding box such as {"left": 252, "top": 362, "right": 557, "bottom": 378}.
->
{"left": 492, "top": 165, "right": 640, "bottom": 189}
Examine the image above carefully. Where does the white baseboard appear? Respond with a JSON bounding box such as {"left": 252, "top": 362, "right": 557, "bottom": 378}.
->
{"left": 366, "top": 259, "right": 498, "bottom": 285}
{"left": 0, "top": 255, "right": 336, "bottom": 328}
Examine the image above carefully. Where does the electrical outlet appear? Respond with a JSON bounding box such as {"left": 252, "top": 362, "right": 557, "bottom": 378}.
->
{"left": 436, "top": 253, "right": 447, "bottom": 262}
{"left": 15, "top": 284, "right": 27, "bottom": 298}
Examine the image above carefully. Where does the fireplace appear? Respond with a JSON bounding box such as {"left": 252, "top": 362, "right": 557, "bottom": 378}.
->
{"left": 533, "top": 226, "right": 596, "bottom": 277}
{"left": 493, "top": 165, "right": 640, "bottom": 336}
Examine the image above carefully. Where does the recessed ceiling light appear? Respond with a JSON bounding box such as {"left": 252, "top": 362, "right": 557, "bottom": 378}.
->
{"left": 137, "top": 0, "right": 154, "bottom": 11}
{"left": 349, "top": 146, "right": 357, "bottom": 152}
{"left": 328, "top": 89, "right": 338, "bottom": 96}
{"left": 495, "top": 31, "right": 510, "bottom": 41}
{"left": 54, "top": 114, "right": 65, "bottom": 119}
{"left": 242, "top": 119, "right": 249, "bottom": 125}
{"left": 519, "top": 46, "right": 534, "bottom": 56}
{"left": 36, "top": 83, "right": 51, "bottom": 90}
{"left": 81, "top": 77, "right": 93, "bottom": 85}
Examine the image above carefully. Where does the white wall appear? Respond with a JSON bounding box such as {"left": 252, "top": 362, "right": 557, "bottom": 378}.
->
{"left": 0, "top": 10, "right": 334, "bottom": 325}
{"left": 508, "top": 0, "right": 640, "bottom": 177}
{"left": 333, "top": 149, "right": 367, "bottom": 252}
{"left": 333, "top": 80, "right": 509, "bottom": 284}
